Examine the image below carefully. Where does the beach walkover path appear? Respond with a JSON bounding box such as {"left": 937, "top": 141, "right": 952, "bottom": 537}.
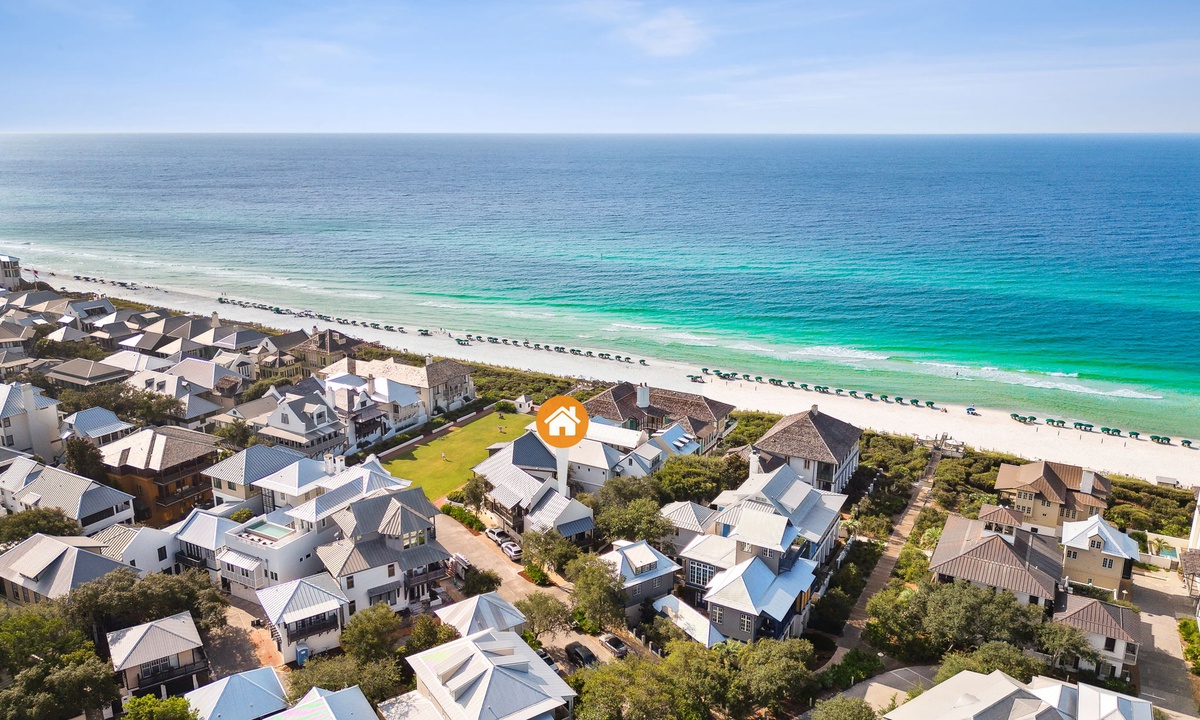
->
{"left": 822, "top": 447, "right": 943, "bottom": 668}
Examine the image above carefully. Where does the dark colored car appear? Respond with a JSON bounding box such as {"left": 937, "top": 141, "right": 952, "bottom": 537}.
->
{"left": 565, "top": 641, "right": 599, "bottom": 668}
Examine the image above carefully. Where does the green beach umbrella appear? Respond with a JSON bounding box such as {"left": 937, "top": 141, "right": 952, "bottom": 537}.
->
{"left": 1183, "top": 440, "right": 1192, "bottom": 447}
{"left": 864, "top": 393, "right": 873, "bottom": 399}
{"left": 800, "top": 383, "right": 809, "bottom": 390}
{"left": 880, "top": 395, "right": 888, "bottom": 401}
{"left": 787, "top": 381, "right": 796, "bottom": 387}
{"left": 925, "top": 400, "right": 934, "bottom": 408}
{"left": 850, "top": 390, "right": 858, "bottom": 397}
{"left": 1130, "top": 431, "right": 1139, "bottom": 438}
{"left": 910, "top": 399, "right": 920, "bottom": 406}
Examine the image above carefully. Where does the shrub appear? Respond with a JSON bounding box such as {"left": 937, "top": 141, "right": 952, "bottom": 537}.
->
{"left": 895, "top": 545, "right": 930, "bottom": 583}
{"left": 494, "top": 401, "right": 518, "bottom": 414}
{"left": 1179, "top": 618, "right": 1200, "bottom": 674}
{"left": 817, "top": 649, "right": 884, "bottom": 691}
{"left": 809, "top": 587, "right": 855, "bottom": 634}
{"left": 463, "top": 568, "right": 502, "bottom": 596}
{"left": 441, "top": 504, "right": 485, "bottom": 531}
{"left": 445, "top": 489, "right": 466, "bottom": 503}
{"left": 523, "top": 563, "right": 552, "bottom": 586}
{"left": 229, "top": 508, "right": 255, "bottom": 523}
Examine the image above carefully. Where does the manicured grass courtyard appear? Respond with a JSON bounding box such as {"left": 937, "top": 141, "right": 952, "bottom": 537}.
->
{"left": 383, "top": 412, "right": 533, "bottom": 502}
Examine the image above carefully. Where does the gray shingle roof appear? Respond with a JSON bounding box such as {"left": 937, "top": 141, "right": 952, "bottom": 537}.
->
{"left": 752, "top": 406, "right": 862, "bottom": 465}
{"left": 583, "top": 382, "right": 735, "bottom": 437}
{"left": 101, "top": 426, "right": 220, "bottom": 472}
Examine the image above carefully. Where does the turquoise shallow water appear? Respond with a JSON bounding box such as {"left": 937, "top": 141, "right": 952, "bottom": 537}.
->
{"left": 0, "top": 134, "right": 1197, "bottom": 436}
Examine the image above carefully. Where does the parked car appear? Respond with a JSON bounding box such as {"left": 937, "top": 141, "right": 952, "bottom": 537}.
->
{"left": 501, "top": 541, "right": 523, "bottom": 562}
{"left": 565, "top": 641, "right": 598, "bottom": 669}
{"left": 485, "top": 527, "right": 511, "bottom": 545}
{"left": 535, "top": 648, "right": 559, "bottom": 673}
{"left": 598, "top": 633, "right": 629, "bottom": 658}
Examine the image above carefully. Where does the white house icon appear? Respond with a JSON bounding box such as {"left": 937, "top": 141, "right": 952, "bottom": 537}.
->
{"left": 544, "top": 405, "right": 581, "bottom": 437}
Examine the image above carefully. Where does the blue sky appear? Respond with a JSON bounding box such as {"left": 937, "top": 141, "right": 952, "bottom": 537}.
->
{"left": 2, "top": 0, "right": 1198, "bottom": 132}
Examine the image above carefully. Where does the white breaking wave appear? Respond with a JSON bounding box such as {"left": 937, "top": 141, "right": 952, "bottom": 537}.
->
{"left": 724, "top": 342, "right": 775, "bottom": 353}
{"left": 913, "top": 361, "right": 1161, "bottom": 399}
{"left": 605, "top": 322, "right": 660, "bottom": 331}
{"left": 665, "top": 332, "right": 720, "bottom": 347}
{"left": 789, "top": 345, "right": 890, "bottom": 361}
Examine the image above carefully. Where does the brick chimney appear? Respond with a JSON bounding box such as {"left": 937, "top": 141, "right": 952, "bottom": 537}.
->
{"left": 346, "top": 356, "right": 357, "bottom": 376}
{"left": 811, "top": 404, "right": 819, "bottom": 417}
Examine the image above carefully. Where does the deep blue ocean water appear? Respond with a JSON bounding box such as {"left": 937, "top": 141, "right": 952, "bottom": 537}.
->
{"left": 1, "top": 134, "right": 1197, "bottom": 435}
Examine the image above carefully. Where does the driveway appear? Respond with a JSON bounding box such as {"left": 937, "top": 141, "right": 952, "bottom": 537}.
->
{"left": 207, "top": 594, "right": 283, "bottom": 675}
{"left": 1131, "top": 569, "right": 1198, "bottom": 717}
{"left": 434, "top": 514, "right": 618, "bottom": 670}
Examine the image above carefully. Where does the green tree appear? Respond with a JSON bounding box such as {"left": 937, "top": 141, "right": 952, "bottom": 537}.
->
{"left": 229, "top": 508, "right": 255, "bottom": 523}
{"left": 514, "top": 592, "right": 572, "bottom": 641}
{"left": 659, "top": 639, "right": 732, "bottom": 720}
{"left": 728, "top": 638, "right": 816, "bottom": 718}
{"left": 1037, "top": 621, "right": 1102, "bottom": 672}
{"left": 596, "top": 498, "right": 673, "bottom": 546}
{"left": 402, "top": 614, "right": 459, "bottom": 655}
{"left": 565, "top": 554, "right": 626, "bottom": 631}
{"left": 597, "top": 474, "right": 660, "bottom": 508}
{"left": 460, "top": 474, "right": 488, "bottom": 513}
{"left": 339, "top": 603, "right": 403, "bottom": 664}
{"left": 719, "top": 411, "right": 784, "bottom": 451}
{"left": 243, "top": 377, "right": 293, "bottom": 402}
{"left": 462, "top": 568, "right": 502, "bottom": 597}
{"left": 935, "top": 642, "right": 1045, "bottom": 684}
{"left": 214, "top": 419, "right": 255, "bottom": 449}
{"left": 287, "top": 654, "right": 406, "bottom": 705}
{"left": 0, "top": 649, "right": 120, "bottom": 720}
{"left": 651, "top": 455, "right": 724, "bottom": 504}
{"left": 56, "top": 385, "right": 183, "bottom": 426}
{"left": 64, "top": 568, "right": 228, "bottom": 641}
{"left": 121, "top": 696, "right": 199, "bottom": 720}
{"left": 62, "top": 438, "right": 111, "bottom": 484}
{"left": 522, "top": 529, "right": 580, "bottom": 573}
{"left": 811, "top": 697, "right": 879, "bottom": 720}
{"left": 0, "top": 507, "right": 81, "bottom": 544}
{"left": 0, "top": 604, "right": 93, "bottom": 676}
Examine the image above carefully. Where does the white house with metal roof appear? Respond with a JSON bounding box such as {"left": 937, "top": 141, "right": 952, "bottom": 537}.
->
{"left": 9, "top": 462, "right": 135, "bottom": 535}
{"left": 0, "top": 534, "right": 131, "bottom": 605}
{"left": 252, "top": 456, "right": 330, "bottom": 513}
{"left": 652, "top": 594, "right": 726, "bottom": 649}
{"left": 93, "top": 523, "right": 178, "bottom": 575}
{"left": 186, "top": 667, "right": 288, "bottom": 720}
{"left": 168, "top": 509, "right": 240, "bottom": 578}
{"left": 601, "top": 539, "right": 681, "bottom": 622}
{"left": 435, "top": 591, "right": 526, "bottom": 636}
{"left": 475, "top": 436, "right": 595, "bottom": 545}
{"left": 204, "top": 444, "right": 307, "bottom": 512}
{"left": 742, "top": 405, "right": 862, "bottom": 493}
{"left": 60, "top": 407, "right": 136, "bottom": 446}
{"left": 660, "top": 500, "right": 717, "bottom": 554}
{"left": 107, "top": 610, "right": 208, "bottom": 700}
{"left": 256, "top": 572, "right": 349, "bottom": 665}
{"left": 1061, "top": 514, "right": 1139, "bottom": 595}
{"left": 0, "top": 381, "right": 61, "bottom": 461}
{"left": 381, "top": 629, "right": 577, "bottom": 720}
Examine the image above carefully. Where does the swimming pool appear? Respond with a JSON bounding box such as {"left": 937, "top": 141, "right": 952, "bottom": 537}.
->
{"left": 245, "top": 520, "right": 294, "bottom": 541}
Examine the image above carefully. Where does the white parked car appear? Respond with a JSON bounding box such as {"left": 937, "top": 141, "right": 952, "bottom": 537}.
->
{"left": 501, "top": 541, "right": 523, "bottom": 562}
{"left": 485, "top": 527, "right": 511, "bottom": 545}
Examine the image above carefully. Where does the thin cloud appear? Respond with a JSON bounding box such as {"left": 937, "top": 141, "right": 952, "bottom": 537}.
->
{"left": 573, "top": 1, "right": 708, "bottom": 57}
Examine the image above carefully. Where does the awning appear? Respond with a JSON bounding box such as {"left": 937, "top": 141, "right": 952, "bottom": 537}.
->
{"left": 557, "top": 517, "right": 595, "bottom": 538}
{"left": 367, "top": 579, "right": 407, "bottom": 598}
{"left": 217, "top": 547, "right": 262, "bottom": 571}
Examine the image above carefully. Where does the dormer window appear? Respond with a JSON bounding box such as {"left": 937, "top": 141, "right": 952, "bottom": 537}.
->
{"left": 280, "top": 413, "right": 289, "bottom": 424}
{"left": 633, "top": 561, "right": 657, "bottom": 576}
{"left": 1090, "top": 538, "right": 1102, "bottom": 550}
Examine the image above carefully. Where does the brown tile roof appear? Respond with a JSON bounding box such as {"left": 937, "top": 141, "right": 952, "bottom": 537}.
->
{"left": 930, "top": 515, "right": 1063, "bottom": 600}
{"left": 1053, "top": 594, "right": 1140, "bottom": 645}
{"left": 582, "top": 382, "right": 734, "bottom": 435}
{"left": 995, "top": 461, "right": 1110, "bottom": 512}
{"left": 296, "top": 329, "right": 362, "bottom": 355}
{"left": 752, "top": 406, "right": 862, "bottom": 465}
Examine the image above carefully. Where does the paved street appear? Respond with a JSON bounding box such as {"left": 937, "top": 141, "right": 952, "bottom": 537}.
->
{"left": 1131, "top": 568, "right": 1198, "bottom": 717}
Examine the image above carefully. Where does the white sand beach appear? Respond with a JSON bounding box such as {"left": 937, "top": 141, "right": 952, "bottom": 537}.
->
{"left": 40, "top": 271, "right": 1200, "bottom": 485}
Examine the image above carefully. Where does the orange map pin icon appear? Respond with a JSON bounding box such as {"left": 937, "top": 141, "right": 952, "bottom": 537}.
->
{"left": 536, "top": 396, "right": 589, "bottom": 449}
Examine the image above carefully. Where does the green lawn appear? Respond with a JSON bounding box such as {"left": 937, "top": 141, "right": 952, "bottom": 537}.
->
{"left": 383, "top": 412, "right": 534, "bottom": 502}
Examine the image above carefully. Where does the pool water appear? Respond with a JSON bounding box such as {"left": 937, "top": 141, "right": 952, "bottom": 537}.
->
{"left": 247, "top": 521, "right": 294, "bottom": 540}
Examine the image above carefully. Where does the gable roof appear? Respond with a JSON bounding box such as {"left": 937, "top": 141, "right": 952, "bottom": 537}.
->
{"left": 979, "top": 503, "right": 1026, "bottom": 527}
{"left": 930, "top": 515, "right": 1063, "bottom": 599}
{"left": 321, "top": 356, "right": 470, "bottom": 390}
{"left": 256, "top": 572, "right": 348, "bottom": 626}
{"left": 107, "top": 610, "right": 203, "bottom": 671}
{"left": 185, "top": 667, "right": 288, "bottom": 720}
{"left": 435, "top": 592, "right": 527, "bottom": 636}
{"left": 884, "top": 670, "right": 1064, "bottom": 720}
{"left": 0, "top": 534, "right": 126, "bottom": 599}
{"left": 1053, "top": 595, "right": 1140, "bottom": 646}
{"left": 1060, "top": 516, "right": 1139, "bottom": 560}
{"left": 62, "top": 407, "right": 135, "bottom": 440}
{"left": 704, "top": 556, "right": 817, "bottom": 621}
{"left": 583, "top": 382, "right": 734, "bottom": 436}
{"left": 601, "top": 540, "right": 680, "bottom": 589}
{"left": 402, "top": 629, "right": 576, "bottom": 720}
{"left": 752, "top": 406, "right": 862, "bottom": 465}
{"left": 170, "top": 509, "right": 239, "bottom": 551}
{"left": 101, "top": 426, "right": 220, "bottom": 472}
{"left": 653, "top": 595, "right": 726, "bottom": 648}
{"left": 0, "top": 382, "right": 58, "bottom": 418}
{"left": 204, "top": 445, "right": 306, "bottom": 486}
{"left": 995, "top": 462, "right": 1110, "bottom": 511}
{"left": 332, "top": 486, "right": 440, "bottom": 538}
{"left": 166, "top": 357, "right": 247, "bottom": 391}
{"left": 660, "top": 500, "right": 717, "bottom": 534}
{"left": 13, "top": 465, "right": 134, "bottom": 522}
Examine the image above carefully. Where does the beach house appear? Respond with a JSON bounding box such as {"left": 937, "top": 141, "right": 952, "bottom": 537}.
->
{"left": 583, "top": 382, "right": 735, "bottom": 453}
{"left": 101, "top": 426, "right": 222, "bottom": 526}
{"left": 434, "top": 591, "right": 527, "bottom": 636}
{"left": 316, "top": 486, "right": 451, "bottom": 616}
{"left": 994, "top": 461, "right": 1110, "bottom": 536}
{"left": 11, "top": 463, "right": 136, "bottom": 535}
{"left": 319, "top": 355, "right": 475, "bottom": 416}
{"left": 0, "top": 381, "right": 61, "bottom": 460}
{"left": 0, "top": 255, "right": 20, "bottom": 291}
{"left": 45, "top": 358, "right": 130, "bottom": 390}
{"left": 292, "top": 329, "right": 363, "bottom": 373}
{"left": 929, "top": 514, "right": 1063, "bottom": 609}
{"left": 0, "top": 534, "right": 131, "bottom": 605}
{"left": 739, "top": 406, "right": 862, "bottom": 493}
{"left": 272, "top": 687, "right": 375, "bottom": 720}
{"left": 306, "top": 370, "right": 426, "bottom": 450}
{"left": 93, "top": 523, "right": 178, "bottom": 575}
{"left": 474, "top": 436, "right": 595, "bottom": 544}
{"left": 107, "top": 611, "right": 208, "bottom": 700}
{"left": 185, "top": 667, "right": 288, "bottom": 720}
{"left": 380, "top": 629, "right": 577, "bottom": 720}
{"left": 203, "top": 444, "right": 307, "bottom": 512}
{"left": 213, "top": 387, "right": 346, "bottom": 458}
{"left": 126, "top": 370, "right": 224, "bottom": 428}
{"left": 659, "top": 500, "right": 717, "bottom": 555}
{"left": 1051, "top": 595, "right": 1140, "bottom": 681}
{"left": 60, "top": 406, "right": 136, "bottom": 446}
{"left": 169, "top": 509, "right": 239, "bottom": 578}
{"left": 601, "top": 539, "right": 681, "bottom": 622}
{"left": 256, "top": 572, "right": 350, "bottom": 665}
{"left": 1060, "top": 514, "right": 1139, "bottom": 596}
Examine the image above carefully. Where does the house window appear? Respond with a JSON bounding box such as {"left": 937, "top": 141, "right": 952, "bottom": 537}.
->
{"left": 739, "top": 542, "right": 753, "bottom": 553}
{"left": 1066, "top": 550, "right": 1078, "bottom": 559}
{"left": 803, "top": 459, "right": 810, "bottom": 470}
{"left": 740, "top": 615, "right": 753, "bottom": 634}
{"left": 633, "top": 561, "right": 657, "bottom": 576}
{"left": 710, "top": 605, "right": 723, "bottom": 624}
{"left": 653, "top": 576, "right": 662, "bottom": 590}
{"left": 158, "top": 546, "right": 168, "bottom": 561}
{"left": 630, "top": 584, "right": 640, "bottom": 596}
{"left": 280, "top": 413, "right": 289, "bottom": 424}
{"left": 1040, "top": 499, "right": 1051, "bottom": 507}
{"left": 271, "top": 572, "right": 278, "bottom": 580}
{"left": 1104, "top": 637, "right": 1116, "bottom": 652}
{"left": 1091, "top": 539, "right": 1103, "bottom": 550}
{"left": 348, "top": 601, "right": 356, "bottom": 615}
{"left": 688, "top": 562, "right": 716, "bottom": 588}
{"left": 762, "top": 548, "right": 773, "bottom": 559}
{"left": 1102, "top": 558, "right": 1114, "bottom": 569}
{"left": 346, "top": 575, "right": 354, "bottom": 589}
{"left": 388, "top": 564, "right": 396, "bottom": 577}
{"left": 139, "top": 657, "right": 172, "bottom": 679}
